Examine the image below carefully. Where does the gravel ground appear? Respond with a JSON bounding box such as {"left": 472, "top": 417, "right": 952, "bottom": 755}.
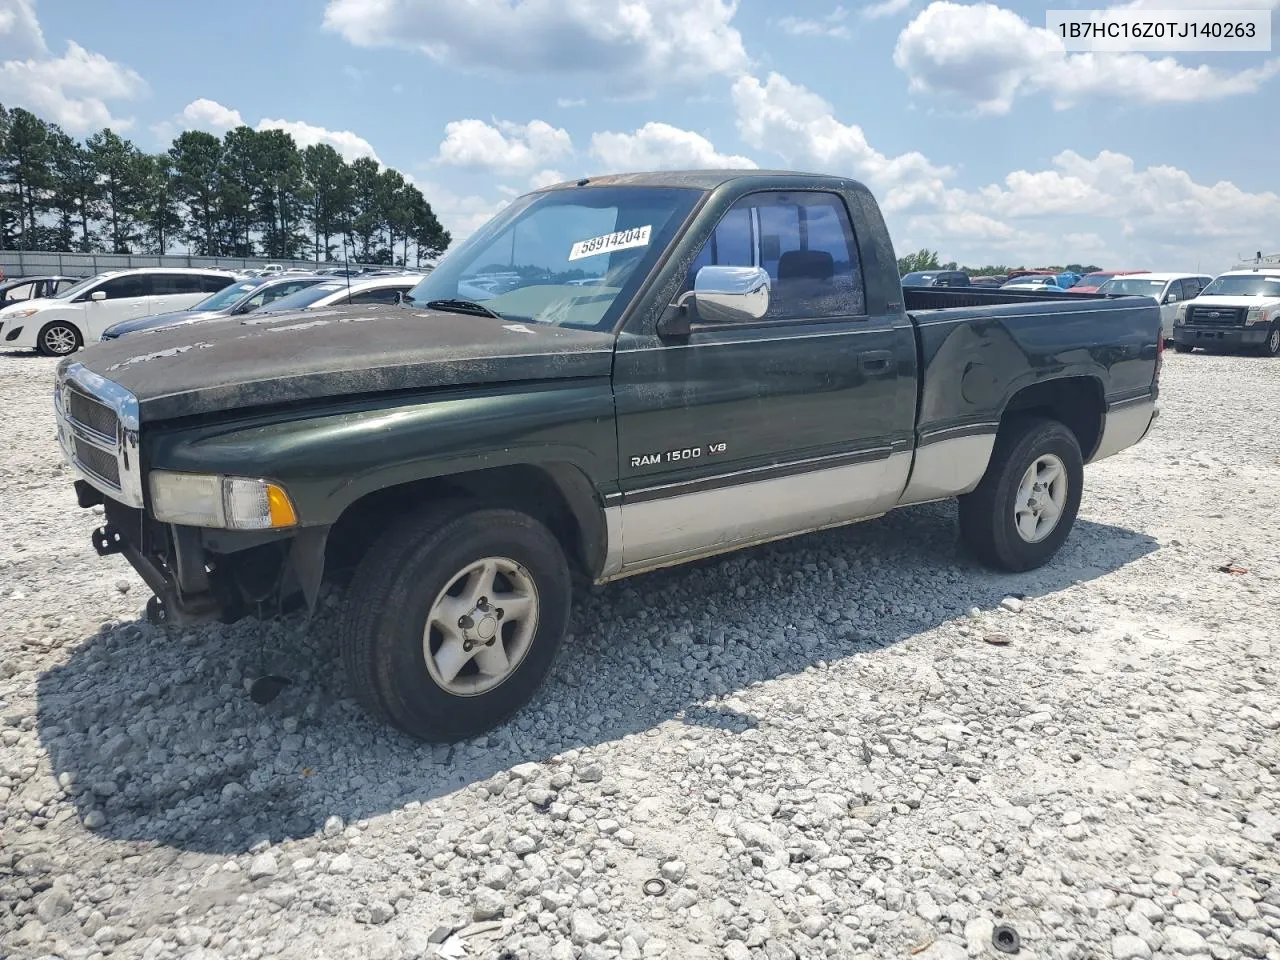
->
{"left": 1, "top": 349, "right": 1277, "bottom": 960}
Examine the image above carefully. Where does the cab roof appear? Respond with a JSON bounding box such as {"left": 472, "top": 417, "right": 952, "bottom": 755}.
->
{"left": 535, "top": 169, "right": 861, "bottom": 192}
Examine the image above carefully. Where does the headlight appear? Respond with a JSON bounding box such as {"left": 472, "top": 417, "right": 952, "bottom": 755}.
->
{"left": 149, "top": 471, "right": 298, "bottom": 529}
{"left": 9, "top": 307, "right": 40, "bottom": 319}
{"left": 1247, "top": 307, "right": 1266, "bottom": 325}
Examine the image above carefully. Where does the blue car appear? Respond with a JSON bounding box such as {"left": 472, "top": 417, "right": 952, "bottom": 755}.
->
{"left": 100, "top": 274, "right": 328, "bottom": 341}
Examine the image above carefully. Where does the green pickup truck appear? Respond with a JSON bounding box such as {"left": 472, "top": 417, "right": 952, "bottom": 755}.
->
{"left": 54, "top": 170, "right": 1162, "bottom": 742}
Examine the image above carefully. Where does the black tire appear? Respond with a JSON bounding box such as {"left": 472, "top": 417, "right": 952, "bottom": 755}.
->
{"left": 1173, "top": 344, "right": 1193, "bottom": 354}
{"left": 1261, "top": 324, "right": 1280, "bottom": 357}
{"left": 338, "top": 503, "right": 572, "bottom": 742}
{"left": 958, "top": 416, "right": 1084, "bottom": 572}
{"left": 36, "top": 321, "right": 81, "bottom": 357}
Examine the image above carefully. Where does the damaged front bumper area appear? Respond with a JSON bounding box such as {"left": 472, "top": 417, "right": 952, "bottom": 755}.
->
{"left": 80, "top": 484, "right": 314, "bottom": 626}
{"left": 54, "top": 362, "right": 325, "bottom": 626}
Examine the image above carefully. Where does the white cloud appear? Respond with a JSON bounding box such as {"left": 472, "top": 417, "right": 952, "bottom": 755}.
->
{"left": 556, "top": 97, "right": 586, "bottom": 108}
{"left": 256, "top": 117, "right": 381, "bottom": 163}
{"left": 529, "top": 169, "right": 565, "bottom": 188}
{"left": 776, "top": 6, "right": 851, "bottom": 37}
{"left": 435, "top": 118, "right": 572, "bottom": 174}
{"left": 321, "top": 0, "right": 748, "bottom": 89}
{"left": 0, "top": 0, "right": 43, "bottom": 57}
{"left": 728, "top": 68, "right": 1278, "bottom": 271}
{"left": 732, "top": 72, "right": 950, "bottom": 212}
{"left": 410, "top": 177, "right": 510, "bottom": 239}
{"left": 863, "top": 0, "right": 914, "bottom": 18}
{"left": 181, "top": 97, "right": 244, "bottom": 133}
{"left": 894, "top": 1, "right": 1280, "bottom": 114}
{"left": 152, "top": 99, "right": 381, "bottom": 163}
{"left": 897, "top": 149, "right": 1280, "bottom": 269}
{"left": 0, "top": 0, "right": 145, "bottom": 133}
{"left": 588, "top": 121, "right": 756, "bottom": 172}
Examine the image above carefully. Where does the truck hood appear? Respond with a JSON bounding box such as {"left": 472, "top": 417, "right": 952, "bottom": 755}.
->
{"left": 67, "top": 304, "right": 618, "bottom": 422}
{"left": 1187, "top": 295, "right": 1280, "bottom": 309}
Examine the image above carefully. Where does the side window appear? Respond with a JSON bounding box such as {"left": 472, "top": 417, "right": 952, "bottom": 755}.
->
{"left": 5, "top": 281, "right": 35, "bottom": 301}
{"left": 154, "top": 273, "right": 213, "bottom": 296}
{"left": 201, "top": 275, "right": 233, "bottom": 293}
{"left": 95, "top": 275, "right": 150, "bottom": 300}
{"left": 1179, "top": 278, "right": 1199, "bottom": 298}
{"left": 54, "top": 279, "right": 77, "bottom": 295}
{"left": 685, "top": 191, "right": 866, "bottom": 320}
{"left": 349, "top": 286, "right": 405, "bottom": 305}
{"left": 260, "top": 281, "right": 312, "bottom": 305}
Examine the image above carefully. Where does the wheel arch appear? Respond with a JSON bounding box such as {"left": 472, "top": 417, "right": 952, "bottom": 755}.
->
{"left": 997, "top": 375, "right": 1105, "bottom": 462}
{"left": 321, "top": 461, "right": 609, "bottom": 591}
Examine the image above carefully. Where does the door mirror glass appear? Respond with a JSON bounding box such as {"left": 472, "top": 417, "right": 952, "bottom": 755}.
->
{"left": 691, "top": 265, "right": 771, "bottom": 323}
{"left": 90, "top": 290, "right": 107, "bottom": 302}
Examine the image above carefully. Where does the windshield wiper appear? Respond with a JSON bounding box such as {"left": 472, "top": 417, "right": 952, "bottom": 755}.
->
{"left": 424, "top": 298, "right": 504, "bottom": 320}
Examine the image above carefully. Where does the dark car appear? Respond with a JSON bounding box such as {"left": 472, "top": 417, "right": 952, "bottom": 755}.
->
{"left": 100, "top": 274, "right": 328, "bottom": 340}
{"left": 56, "top": 169, "right": 1160, "bottom": 743}
{"left": 0, "top": 275, "right": 79, "bottom": 308}
{"left": 901, "top": 270, "right": 969, "bottom": 287}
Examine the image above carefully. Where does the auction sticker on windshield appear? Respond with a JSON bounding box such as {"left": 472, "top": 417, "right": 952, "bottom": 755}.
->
{"left": 568, "top": 225, "right": 652, "bottom": 261}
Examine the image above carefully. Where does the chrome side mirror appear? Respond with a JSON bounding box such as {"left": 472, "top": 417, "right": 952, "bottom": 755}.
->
{"left": 691, "top": 265, "right": 771, "bottom": 323}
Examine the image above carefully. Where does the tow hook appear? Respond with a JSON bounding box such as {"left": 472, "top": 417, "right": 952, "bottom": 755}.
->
{"left": 92, "top": 524, "right": 125, "bottom": 557}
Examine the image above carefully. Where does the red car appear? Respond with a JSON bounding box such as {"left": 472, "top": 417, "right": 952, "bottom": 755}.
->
{"left": 1069, "top": 270, "right": 1147, "bottom": 294}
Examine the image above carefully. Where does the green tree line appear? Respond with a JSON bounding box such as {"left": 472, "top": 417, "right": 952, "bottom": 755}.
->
{"left": 898, "top": 248, "right": 1102, "bottom": 277}
{"left": 0, "top": 104, "right": 450, "bottom": 266}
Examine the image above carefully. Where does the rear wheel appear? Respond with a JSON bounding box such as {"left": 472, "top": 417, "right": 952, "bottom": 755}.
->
{"left": 958, "top": 417, "right": 1084, "bottom": 572}
{"left": 36, "top": 321, "right": 81, "bottom": 356}
{"left": 338, "top": 503, "right": 572, "bottom": 742}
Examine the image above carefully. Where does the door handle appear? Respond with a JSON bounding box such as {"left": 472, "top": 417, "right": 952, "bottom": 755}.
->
{"left": 860, "top": 350, "right": 893, "bottom": 373}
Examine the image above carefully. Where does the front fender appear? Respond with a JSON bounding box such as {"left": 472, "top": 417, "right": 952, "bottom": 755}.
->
{"left": 146, "top": 382, "right": 619, "bottom": 526}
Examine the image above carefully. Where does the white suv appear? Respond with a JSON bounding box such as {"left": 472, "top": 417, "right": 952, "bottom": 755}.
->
{"left": 0, "top": 268, "right": 236, "bottom": 356}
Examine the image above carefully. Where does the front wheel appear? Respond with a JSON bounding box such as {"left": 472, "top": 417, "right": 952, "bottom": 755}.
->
{"left": 958, "top": 417, "right": 1084, "bottom": 572}
{"left": 1173, "top": 343, "right": 1193, "bottom": 354}
{"left": 36, "top": 321, "right": 81, "bottom": 356}
{"left": 338, "top": 504, "right": 572, "bottom": 742}
{"left": 1260, "top": 325, "right": 1280, "bottom": 357}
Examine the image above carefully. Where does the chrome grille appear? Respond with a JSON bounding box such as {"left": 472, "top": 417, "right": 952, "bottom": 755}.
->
{"left": 54, "top": 363, "right": 144, "bottom": 508}
{"left": 1188, "top": 305, "right": 1246, "bottom": 326}
{"left": 72, "top": 437, "right": 121, "bottom": 486}
{"left": 66, "top": 386, "right": 118, "bottom": 441}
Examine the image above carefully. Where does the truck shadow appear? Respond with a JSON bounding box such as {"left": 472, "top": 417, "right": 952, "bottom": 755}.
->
{"left": 36, "top": 501, "right": 1157, "bottom": 854}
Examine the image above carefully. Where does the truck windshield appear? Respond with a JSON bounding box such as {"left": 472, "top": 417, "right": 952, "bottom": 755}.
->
{"left": 900, "top": 273, "right": 937, "bottom": 285}
{"left": 1200, "top": 274, "right": 1280, "bottom": 297}
{"left": 405, "top": 185, "right": 703, "bottom": 330}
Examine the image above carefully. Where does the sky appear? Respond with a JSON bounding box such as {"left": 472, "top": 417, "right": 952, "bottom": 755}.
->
{"left": 0, "top": 0, "right": 1277, "bottom": 272}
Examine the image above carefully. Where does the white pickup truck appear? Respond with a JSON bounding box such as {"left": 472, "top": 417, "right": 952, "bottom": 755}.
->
{"left": 1173, "top": 268, "right": 1280, "bottom": 355}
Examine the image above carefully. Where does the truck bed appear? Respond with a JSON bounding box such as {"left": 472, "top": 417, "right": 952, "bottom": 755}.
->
{"left": 902, "top": 286, "right": 1110, "bottom": 311}
{"left": 900, "top": 285, "right": 1161, "bottom": 460}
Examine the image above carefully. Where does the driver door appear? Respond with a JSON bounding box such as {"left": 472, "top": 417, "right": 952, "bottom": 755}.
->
{"left": 611, "top": 189, "right": 918, "bottom": 572}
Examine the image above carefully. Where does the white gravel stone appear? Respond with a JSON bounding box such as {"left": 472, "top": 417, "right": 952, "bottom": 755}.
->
{"left": 1, "top": 353, "right": 1278, "bottom": 960}
{"left": 1111, "top": 935, "right": 1152, "bottom": 960}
